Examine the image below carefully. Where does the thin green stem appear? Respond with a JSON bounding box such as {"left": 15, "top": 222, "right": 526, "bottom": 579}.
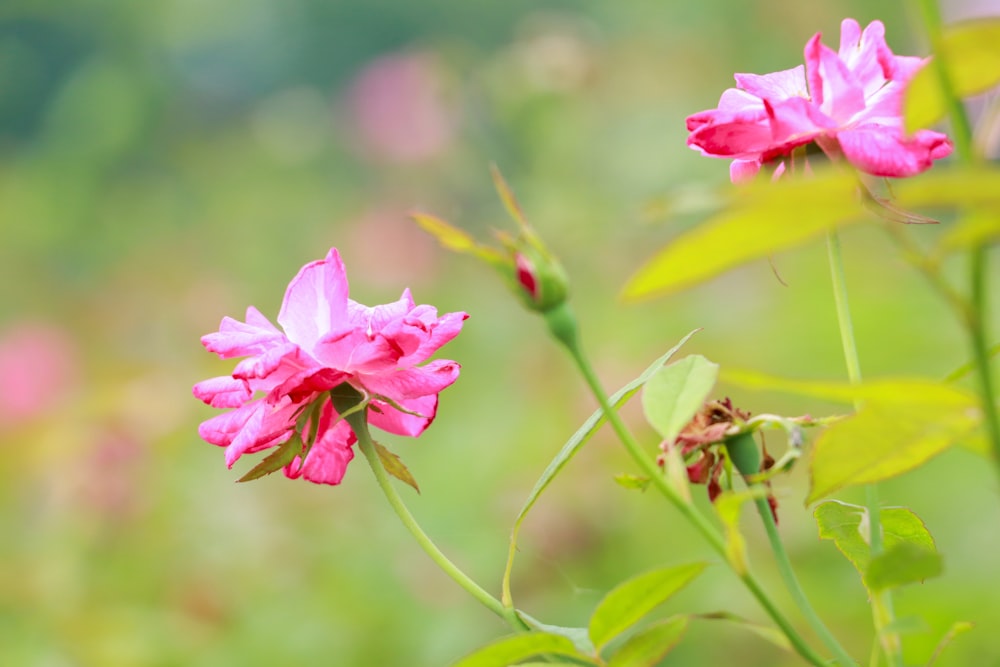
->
{"left": 826, "top": 231, "right": 900, "bottom": 666}
{"left": 752, "top": 496, "right": 858, "bottom": 667}
{"left": 915, "top": 0, "right": 1000, "bottom": 473}
{"left": 342, "top": 398, "right": 529, "bottom": 632}
{"left": 543, "top": 303, "right": 850, "bottom": 667}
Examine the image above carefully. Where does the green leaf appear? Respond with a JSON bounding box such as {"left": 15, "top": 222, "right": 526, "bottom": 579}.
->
{"left": 904, "top": 18, "right": 1000, "bottom": 131}
{"left": 236, "top": 435, "right": 302, "bottom": 483}
{"left": 890, "top": 166, "right": 1000, "bottom": 210}
{"left": 516, "top": 611, "right": 595, "bottom": 656}
{"left": 588, "top": 563, "right": 706, "bottom": 651}
{"left": 714, "top": 489, "right": 768, "bottom": 575}
{"left": 938, "top": 208, "right": 1000, "bottom": 253}
{"left": 641, "top": 355, "right": 719, "bottom": 444}
{"left": 449, "top": 632, "right": 594, "bottom": 667}
{"left": 723, "top": 369, "right": 978, "bottom": 407}
{"left": 374, "top": 441, "right": 420, "bottom": 493}
{"left": 502, "top": 331, "right": 699, "bottom": 604}
{"left": 693, "top": 612, "right": 792, "bottom": 652}
{"left": 808, "top": 397, "right": 980, "bottom": 502}
{"left": 622, "top": 169, "right": 864, "bottom": 300}
{"left": 866, "top": 542, "right": 942, "bottom": 591}
{"left": 607, "top": 616, "right": 688, "bottom": 667}
{"left": 815, "top": 501, "right": 941, "bottom": 592}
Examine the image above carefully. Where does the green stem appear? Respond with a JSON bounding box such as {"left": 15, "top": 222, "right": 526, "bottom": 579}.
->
{"left": 543, "top": 303, "right": 850, "bottom": 667}
{"left": 826, "top": 231, "right": 900, "bottom": 666}
{"left": 752, "top": 496, "right": 858, "bottom": 667}
{"left": 339, "top": 393, "right": 529, "bottom": 632}
{"left": 915, "top": 0, "right": 1000, "bottom": 474}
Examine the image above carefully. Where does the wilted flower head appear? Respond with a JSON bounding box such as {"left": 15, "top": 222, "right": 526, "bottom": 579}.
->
{"left": 193, "top": 248, "right": 467, "bottom": 485}
{"left": 687, "top": 18, "right": 953, "bottom": 182}
{"left": 658, "top": 398, "right": 779, "bottom": 520}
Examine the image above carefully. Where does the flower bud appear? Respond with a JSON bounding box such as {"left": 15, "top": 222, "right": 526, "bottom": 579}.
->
{"left": 509, "top": 242, "right": 569, "bottom": 313}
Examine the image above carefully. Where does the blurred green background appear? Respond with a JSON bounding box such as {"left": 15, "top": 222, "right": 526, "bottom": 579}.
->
{"left": 2, "top": 0, "right": 999, "bottom": 665}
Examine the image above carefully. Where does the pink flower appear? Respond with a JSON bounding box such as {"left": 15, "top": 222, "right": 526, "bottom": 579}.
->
{"left": 687, "top": 18, "right": 953, "bottom": 182}
{"left": 0, "top": 322, "right": 79, "bottom": 430}
{"left": 347, "top": 52, "right": 458, "bottom": 164}
{"left": 193, "top": 248, "right": 467, "bottom": 485}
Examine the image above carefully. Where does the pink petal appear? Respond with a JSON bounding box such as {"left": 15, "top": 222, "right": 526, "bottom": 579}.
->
{"left": 198, "top": 402, "right": 258, "bottom": 447}
{"left": 838, "top": 20, "right": 889, "bottom": 98}
{"left": 734, "top": 65, "right": 807, "bottom": 100}
{"left": 837, "top": 125, "right": 953, "bottom": 177}
{"left": 284, "top": 411, "right": 356, "bottom": 485}
{"left": 368, "top": 394, "right": 438, "bottom": 437}
{"left": 392, "top": 310, "right": 469, "bottom": 367}
{"left": 687, "top": 110, "right": 777, "bottom": 158}
{"left": 346, "top": 289, "right": 416, "bottom": 332}
{"left": 763, "top": 96, "right": 830, "bottom": 152}
{"left": 805, "top": 33, "right": 867, "bottom": 122}
{"left": 357, "top": 359, "right": 462, "bottom": 401}
{"left": 231, "top": 341, "right": 305, "bottom": 382}
{"left": 201, "top": 308, "right": 285, "bottom": 358}
{"left": 193, "top": 376, "right": 252, "bottom": 408}
{"left": 314, "top": 328, "right": 401, "bottom": 373}
{"left": 278, "top": 248, "right": 350, "bottom": 349}
{"left": 268, "top": 367, "right": 350, "bottom": 405}
{"left": 729, "top": 159, "right": 761, "bottom": 182}
{"left": 224, "top": 400, "right": 299, "bottom": 467}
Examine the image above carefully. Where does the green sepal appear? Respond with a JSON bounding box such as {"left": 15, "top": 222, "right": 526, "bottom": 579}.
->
{"left": 236, "top": 435, "right": 303, "bottom": 483}
{"left": 373, "top": 441, "right": 420, "bottom": 493}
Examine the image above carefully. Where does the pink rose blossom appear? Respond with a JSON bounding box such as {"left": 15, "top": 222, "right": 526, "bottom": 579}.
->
{"left": 687, "top": 18, "right": 953, "bottom": 181}
{"left": 193, "top": 248, "right": 467, "bottom": 485}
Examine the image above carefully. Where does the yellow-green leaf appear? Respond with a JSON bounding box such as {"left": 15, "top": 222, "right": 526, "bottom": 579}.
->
{"left": 808, "top": 397, "right": 980, "bottom": 503}
{"left": 714, "top": 489, "right": 768, "bottom": 575}
{"left": 411, "top": 211, "right": 505, "bottom": 264}
{"left": 723, "top": 369, "right": 978, "bottom": 408}
{"left": 694, "top": 612, "right": 793, "bottom": 652}
{"left": 641, "top": 354, "right": 719, "bottom": 444}
{"left": 866, "top": 542, "right": 942, "bottom": 592}
{"left": 449, "top": 632, "right": 594, "bottom": 667}
{"left": 607, "top": 616, "right": 688, "bottom": 667}
{"left": 905, "top": 18, "right": 1000, "bottom": 131}
{"left": 588, "top": 563, "right": 706, "bottom": 651}
{"left": 622, "top": 169, "right": 864, "bottom": 300}
{"left": 815, "top": 500, "right": 939, "bottom": 591}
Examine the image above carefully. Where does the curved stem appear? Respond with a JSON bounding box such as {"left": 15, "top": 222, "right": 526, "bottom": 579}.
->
{"left": 340, "top": 393, "right": 528, "bottom": 632}
{"left": 752, "top": 496, "right": 858, "bottom": 667}
{"left": 543, "top": 303, "right": 849, "bottom": 667}
{"left": 826, "top": 231, "right": 900, "bottom": 666}
{"left": 915, "top": 0, "right": 1000, "bottom": 475}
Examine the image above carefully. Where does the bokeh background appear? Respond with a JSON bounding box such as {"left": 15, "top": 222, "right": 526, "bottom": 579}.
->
{"left": 2, "top": 0, "right": 999, "bottom": 665}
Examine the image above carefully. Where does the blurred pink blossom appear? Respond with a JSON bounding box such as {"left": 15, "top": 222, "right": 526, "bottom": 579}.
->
{"left": 0, "top": 322, "right": 79, "bottom": 429}
{"left": 687, "top": 18, "right": 953, "bottom": 181}
{"left": 193, "top": 248, "right": 467, "bottom": 485}
{"left": 347, "top": 52, "right": 457, "bottom": 163}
